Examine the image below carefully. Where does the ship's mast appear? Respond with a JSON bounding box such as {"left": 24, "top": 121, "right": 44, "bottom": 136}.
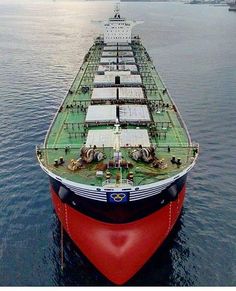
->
{"left": 113, "top": 121, "right": 122, "bottom": 184}
{"left": 113, "top": 122, "right": 121, "bottom": 152}
{"left": 114, "top": 3, "right": 121, "bottom": 19}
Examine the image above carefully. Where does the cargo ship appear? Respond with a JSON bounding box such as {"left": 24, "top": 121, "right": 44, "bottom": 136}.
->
{"left": 36, "top": 4, "right": 199, "bottom": 285}
{"left": 227, "top": 0, "right": 236, "bottom": 10}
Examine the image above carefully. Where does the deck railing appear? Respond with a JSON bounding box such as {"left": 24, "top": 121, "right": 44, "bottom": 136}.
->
{"left": 102, "top": 179, "right": 133, "bottom": 187}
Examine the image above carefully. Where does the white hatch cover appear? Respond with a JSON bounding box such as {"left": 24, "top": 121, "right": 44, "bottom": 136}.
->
{"left": 118, "top": 42, "right": 130, "bottom": 46}
{"left": 100, "top": 57, "right": 135, "bottom": 64}
{"left": 119, "top": 105, "right": 151, "bottom": 123}
{"left": 120, "top": 129, "right": 150, "bottom": 147}
{"left": 118, "top": 57, "right": 135, "bottom": 63}
{"left": 100, "top": 57, "right": 117, "bottom": 64}
{"left": 91, "top": 88, "right": 117, "bottom": 100}
{"left": 85, "top": 129, "right": 150, "bottom": 148}
{"left": 118, "top": 51, "right": 134, "bottom": 57}
{"left": 118, "top": 46, "right": 132, "bottom": 51}
{"left": 86, "top": 130, "right": 114, "bottom": 147}
{"left": 103, "top": 46, "right": 117, "bottom": 51}
{"left": 97, "top": 64, "right": 117, "bottom": 72}
{"left": 94, "top": 74, "right": 116, "bottom": 85}
{"left": 91, "top": 87, "right": 143, "bottom": 101}
{"left": 94, "top": 72, "right": 142, "bottom": 85}
{"left": 103, "top": 45, "right": 132, "bottom": 51}
{"left": 102, "top": 51, "right": 117, "bottom": 57}
{"left": 85, "top": 105, "right": 117, "bottom": 123}
{"left": 119, "top": 87, "right": 144, "bottom": 100}
{"left": 105, "top": 42, "right": 119, "bottom": 46}
{"left": 118, "top": 64, "right": 138, "bottom": 72}
{"left": 97, "top": 64, "right": 138, "bottom": 72}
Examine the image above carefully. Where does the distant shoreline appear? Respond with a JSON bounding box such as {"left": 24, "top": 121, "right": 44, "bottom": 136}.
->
{"left": 85, "top": 0, "right": 171, "bottom": 2}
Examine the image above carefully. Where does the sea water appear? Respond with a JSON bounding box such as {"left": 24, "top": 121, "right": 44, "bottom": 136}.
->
{"left": 0, "top": 0, "right": 235, "bottom": 286}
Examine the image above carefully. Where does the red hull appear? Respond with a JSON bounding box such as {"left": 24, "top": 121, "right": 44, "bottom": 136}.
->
{"left": 51, "top": 184, "right": 186, "bottom": 285}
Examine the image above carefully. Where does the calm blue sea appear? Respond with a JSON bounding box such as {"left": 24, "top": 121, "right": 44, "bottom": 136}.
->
{"left": 0, "top": 0, "right": 235, "bottom": 286}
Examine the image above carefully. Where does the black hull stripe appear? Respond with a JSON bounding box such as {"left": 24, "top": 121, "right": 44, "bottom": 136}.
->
{"left": 63, "top": 184, "right": 173, "bottom": 201}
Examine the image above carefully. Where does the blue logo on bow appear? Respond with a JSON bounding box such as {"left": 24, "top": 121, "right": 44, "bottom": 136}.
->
{"left": 107, "top": 192, "right": 129, "bottom": 203}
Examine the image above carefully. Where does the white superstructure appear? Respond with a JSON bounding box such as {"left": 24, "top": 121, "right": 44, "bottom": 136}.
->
{"left": 103, "top": 4, "right": 142, "bottom": 44}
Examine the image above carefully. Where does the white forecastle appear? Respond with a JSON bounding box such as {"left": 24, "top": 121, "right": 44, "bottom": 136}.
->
{"left": 103, "top": 3, "right": 142, "bottom": 44}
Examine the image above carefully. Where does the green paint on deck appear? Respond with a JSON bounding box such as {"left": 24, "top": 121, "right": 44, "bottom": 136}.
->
{"left": 39, "top": 40, "right": 195, "bottom": 187}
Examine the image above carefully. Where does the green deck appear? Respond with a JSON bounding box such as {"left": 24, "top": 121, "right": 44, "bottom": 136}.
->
{"left": 37, "top": 38, "right": 197, "bottom": 187}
